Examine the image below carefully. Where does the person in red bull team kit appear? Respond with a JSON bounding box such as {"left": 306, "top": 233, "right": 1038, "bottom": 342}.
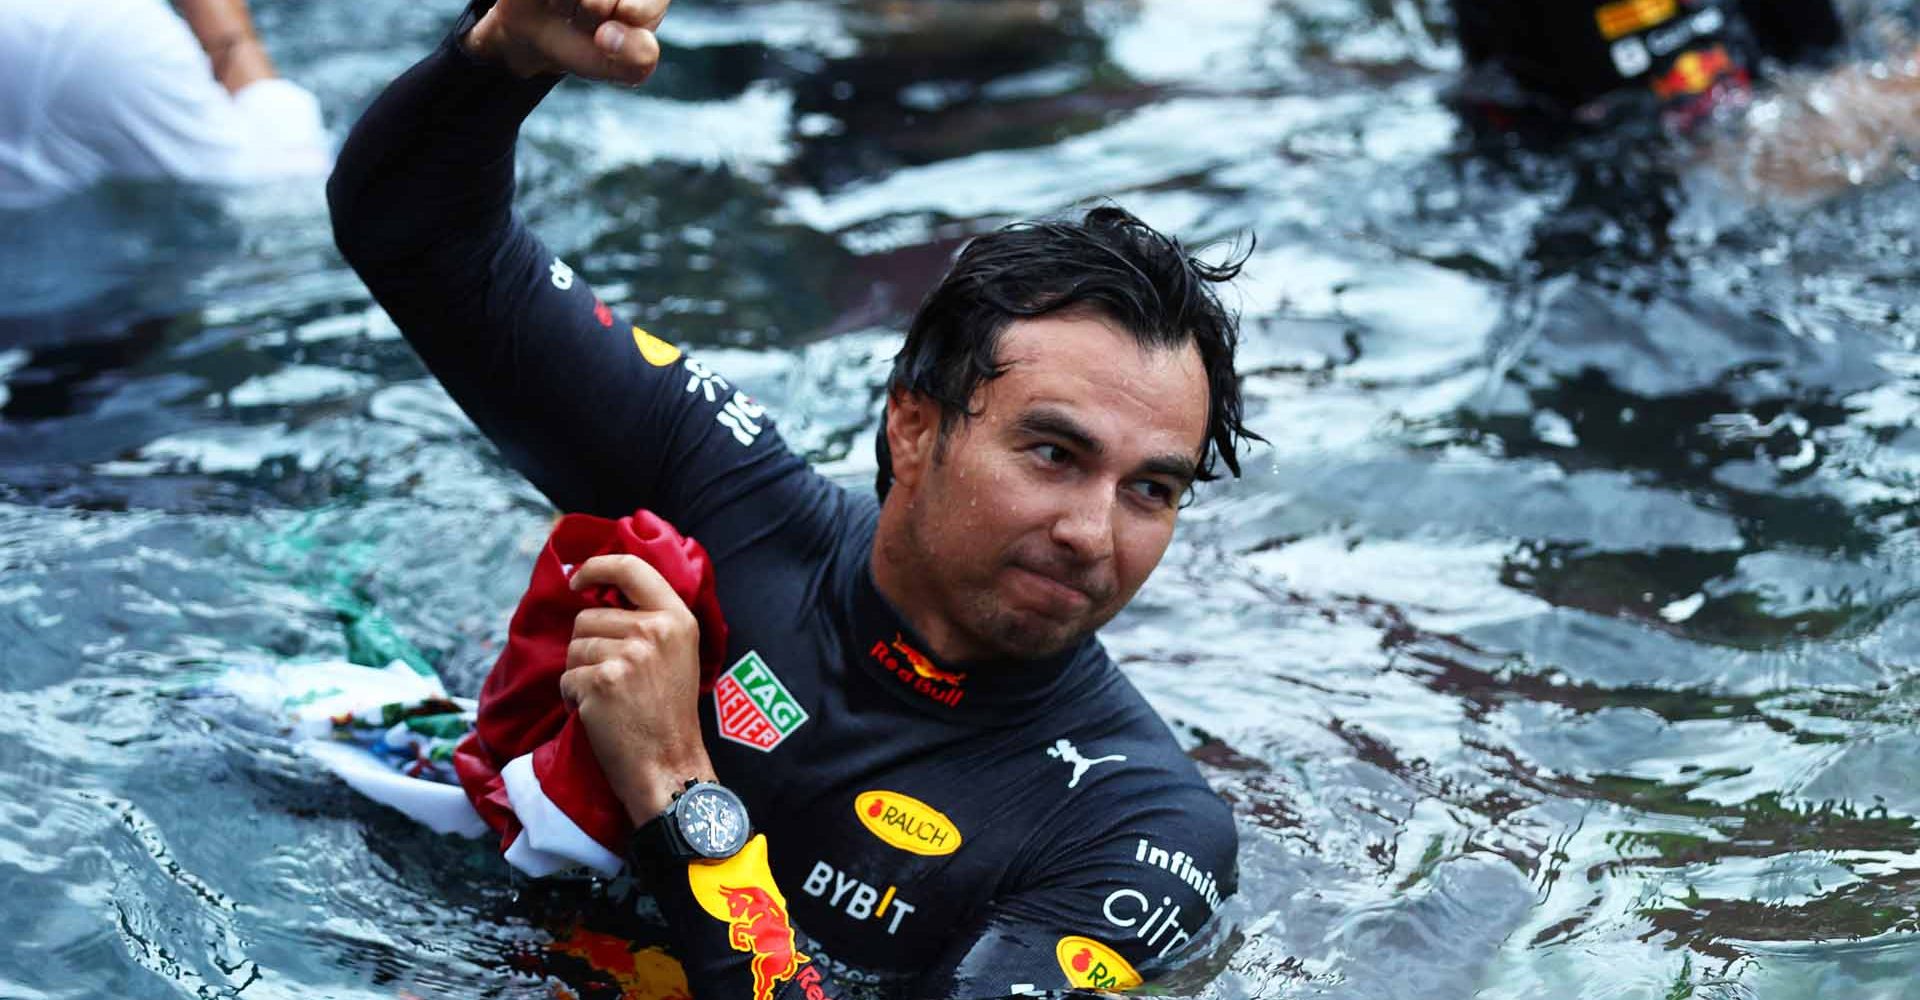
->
{"left": 1446, "top": 0, "right": 1920, "bottom": 194}
{"left": 1447, "top": 0, "right": 1852, "bottom": 135}
{"left": 327, "top": 0, "right": 1255, "bottom": 996}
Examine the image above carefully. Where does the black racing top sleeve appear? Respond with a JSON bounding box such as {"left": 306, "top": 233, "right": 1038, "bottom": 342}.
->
{"left": 327, "top": 5, "right": 802, "bottom": 527}
{"left": 914, "top": 791, "right": 1239, "bottom": 997}
{"left": 329, "top": 14, "right": 858, "bottom": 1000}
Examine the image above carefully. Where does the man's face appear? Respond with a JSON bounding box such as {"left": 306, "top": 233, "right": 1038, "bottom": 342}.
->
{"left": 881, "top": 312, "right": 1210, "bottom": 662}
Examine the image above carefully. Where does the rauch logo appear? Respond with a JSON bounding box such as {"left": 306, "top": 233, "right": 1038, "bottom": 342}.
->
{"left": 714, "top": 651, "right": 809, "bottom": 752}
{"left": 853, "top": 790, "right": 962, "bottom": 857}
{"left": 1054, "top": 935, "right": 1140, "bottom": 990}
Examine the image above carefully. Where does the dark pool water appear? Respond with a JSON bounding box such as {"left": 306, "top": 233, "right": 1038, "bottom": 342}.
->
{"left": 4, "top": 1, "right": 1920, "bottom": 998}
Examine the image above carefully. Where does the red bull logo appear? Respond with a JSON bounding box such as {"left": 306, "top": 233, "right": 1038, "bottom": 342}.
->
{"left": 866, "top": 635, "right": 965, "bottom": 707}
{"left": 1653, "top": 45, "right": 1735, "bottom": 100}
{"left": 718, "top": 885, "right": 804, "bottom": 1000}
{"left": 892, "top": 634, "right": 966, "bottom": 686}
{"left": 793, "top": 965, "right": 835, "bottom": 1000}
{"left": 688, "top": 835, "right": 809, "bottom": 1000}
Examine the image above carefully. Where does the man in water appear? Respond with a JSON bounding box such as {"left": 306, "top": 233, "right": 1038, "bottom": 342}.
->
{"left": 1447, "top": 0, "right": 1920, "bottom": 194}
{"left": 328, "top": 0, "right": 1255, "bottom": 995}
{"left": 1448, "top": 0, "right": 1846, "bottom": 133}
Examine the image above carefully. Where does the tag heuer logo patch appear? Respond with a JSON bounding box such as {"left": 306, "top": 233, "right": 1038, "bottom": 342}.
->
{"left": 714, "top": 651, "right": 808, "bottom": 752}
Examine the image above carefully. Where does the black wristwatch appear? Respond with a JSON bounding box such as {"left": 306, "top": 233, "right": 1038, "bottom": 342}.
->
{"left": 628, "top": 779, "right": 752, "bottom": 868}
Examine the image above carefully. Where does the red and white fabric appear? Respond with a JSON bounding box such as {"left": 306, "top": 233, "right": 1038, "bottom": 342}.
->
{"left": 453, "top": 510, "right": 729, "bottom": 877}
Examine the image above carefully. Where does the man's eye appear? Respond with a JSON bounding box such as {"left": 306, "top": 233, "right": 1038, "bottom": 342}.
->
{"left": 1128, "top": 480, "right": 1176, "bottom": 506}
{"left": 1031, "top": 443, "right": 1071, "bottom": 465}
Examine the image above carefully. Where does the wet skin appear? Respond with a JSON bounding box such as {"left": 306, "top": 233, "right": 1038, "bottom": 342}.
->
{"left": 874, "top": 312, "right": 1211, "bottom": 663}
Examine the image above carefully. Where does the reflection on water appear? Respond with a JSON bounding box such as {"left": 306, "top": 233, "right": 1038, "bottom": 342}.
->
{"left": 3, "top": 0, "right": 1919, "bottom": 997}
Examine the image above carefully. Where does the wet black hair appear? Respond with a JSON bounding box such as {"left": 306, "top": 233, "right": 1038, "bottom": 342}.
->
{"left": 874, "top": 205, "right": 1259, "bottom": 501}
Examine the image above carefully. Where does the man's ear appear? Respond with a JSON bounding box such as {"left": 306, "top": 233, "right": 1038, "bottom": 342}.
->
{"left": 885, "top": 389, "right": 940, "bottom": 493}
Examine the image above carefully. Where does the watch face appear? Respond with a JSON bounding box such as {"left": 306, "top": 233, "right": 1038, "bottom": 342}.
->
{"left": 675, "top": 784, "right": 750, "bottom": 859}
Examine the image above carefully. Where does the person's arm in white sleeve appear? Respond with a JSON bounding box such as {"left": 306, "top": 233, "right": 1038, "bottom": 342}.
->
{"left": 45, "top": 0, "right": 328, "bottom": 189}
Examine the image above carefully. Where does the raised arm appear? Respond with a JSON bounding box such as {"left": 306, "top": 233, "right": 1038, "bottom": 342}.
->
{"left": 328, "top": 0, "right": 798, "bottom": 522}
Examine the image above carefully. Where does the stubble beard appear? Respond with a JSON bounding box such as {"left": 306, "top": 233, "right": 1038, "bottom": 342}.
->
{"left": 900, "top": 499, "right": 1094, "bottom": 663}
{"left": 964, "top": 593, "right": 1092, "bottom": 661}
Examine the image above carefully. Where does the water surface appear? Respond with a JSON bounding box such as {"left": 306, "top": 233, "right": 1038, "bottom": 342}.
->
{"left": 4, "top": 1, "right": 1919, "bottom": 998}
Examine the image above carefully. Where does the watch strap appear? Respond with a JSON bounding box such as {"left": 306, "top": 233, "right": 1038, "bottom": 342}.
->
{"left": 625, "top": 778, "right": 705, "bottom": 876}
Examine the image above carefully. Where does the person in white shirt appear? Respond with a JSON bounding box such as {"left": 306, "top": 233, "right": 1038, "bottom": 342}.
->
{"left": 0, "top": 0, "right": 330, "bottom": 210}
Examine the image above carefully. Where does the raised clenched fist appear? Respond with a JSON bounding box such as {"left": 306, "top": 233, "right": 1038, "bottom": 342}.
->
{"left": 463, "top": 0, "right": 670, "bottom": 84}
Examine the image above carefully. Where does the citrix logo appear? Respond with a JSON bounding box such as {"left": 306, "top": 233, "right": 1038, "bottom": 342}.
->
{"left": 1102, "top": 888, "right": 1192, "bottom": 960}
{"left": 801, "top": 860, "right": 917, "bottom": 935}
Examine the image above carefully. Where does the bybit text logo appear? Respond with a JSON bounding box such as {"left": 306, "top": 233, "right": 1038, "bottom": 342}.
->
{"left": 853, "top": 790, "right": 961, "bottom": 856}
{"left": 801, "top": 858, "right": 918, "bottom": 935}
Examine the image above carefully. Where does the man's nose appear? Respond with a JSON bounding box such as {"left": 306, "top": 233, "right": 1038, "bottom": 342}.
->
{"left": 1049, "top": 483, "right": 1115, "bottom": 562}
